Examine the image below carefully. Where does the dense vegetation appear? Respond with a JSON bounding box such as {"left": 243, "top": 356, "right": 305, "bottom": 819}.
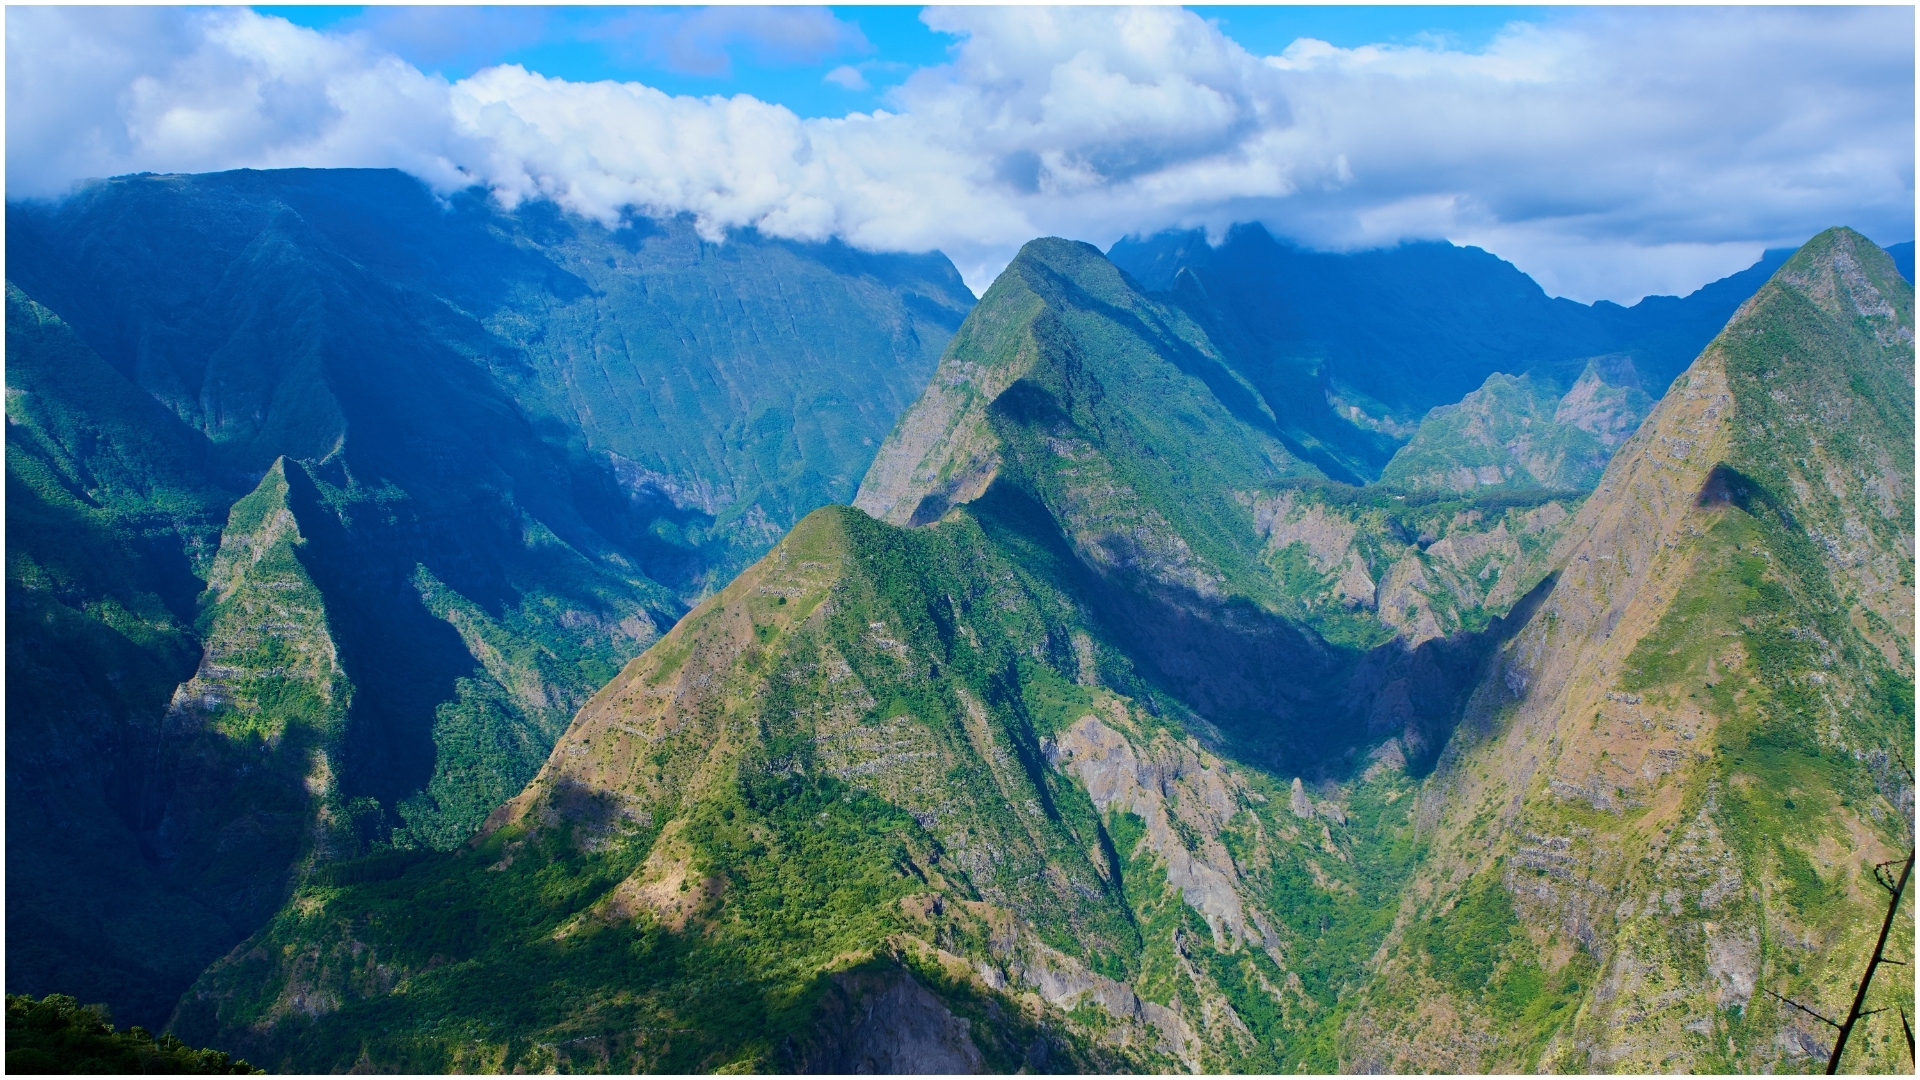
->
{"left": 1379, "top": 363, "right": 1653, "bottom": 493}
{"left": 6, "top": 993, "right": 259, "bottom": 1074}
{"left": 175, "top": 493, "right": 1445, "bottom": 1071}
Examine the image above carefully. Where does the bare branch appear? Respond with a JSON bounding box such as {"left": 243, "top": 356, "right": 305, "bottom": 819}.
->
{"left": 1828, "top": 850, "right": 1914, "bottom": 1073}
{"left": 1762, "top": 987, "right": 1842, "bottom": 1030}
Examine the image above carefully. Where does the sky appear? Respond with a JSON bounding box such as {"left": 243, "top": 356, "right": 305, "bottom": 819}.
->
{"left": 6, "top": 5, "right": 1913, "bottom": 302}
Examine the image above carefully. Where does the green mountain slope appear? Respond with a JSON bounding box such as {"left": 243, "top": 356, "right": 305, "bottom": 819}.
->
{"left": 5, "top": 169, "right": 973, "bottom": 1030}
{"left": 149, "top": 458, "right": 351, "bottom": 925}
{"left": 175, "top": 502, "right": 1438, "bottom": 1073}
{"left": 1339, "top": 227, "right": 1914, "bottom": 1072}
{"left": 1380, "top": 356, "right": 1655, "bottom": 494}
{"left": 856, "top": 237, "right": 1572, "bottom": 766}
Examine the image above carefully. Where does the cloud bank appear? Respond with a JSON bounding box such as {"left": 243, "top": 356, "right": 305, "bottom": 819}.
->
{"left": 7, "top": 5, "right": 1912, "bottom": 302}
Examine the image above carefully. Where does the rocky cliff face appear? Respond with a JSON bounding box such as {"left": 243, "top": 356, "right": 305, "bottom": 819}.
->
{"left": 1339, "top": 228, "right": 1914, "bottom": 1072}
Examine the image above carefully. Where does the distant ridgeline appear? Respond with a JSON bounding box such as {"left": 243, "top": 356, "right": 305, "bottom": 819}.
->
{"left": 1110, "top": 225, "right": 1914, "bottom": 455}
{"left": 8, "top": 164, "right": 1910, "bottom": 1070}
{"left": 166, "top": 230, "right": 1909, "bottom": 1073}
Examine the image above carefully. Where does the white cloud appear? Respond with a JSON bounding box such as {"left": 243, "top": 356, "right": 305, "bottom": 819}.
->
{"left": 823, "top": 65, "right": 869, "bottom": 92}
{"left": 6, "top": 7, "right": 476, "bottom": 193}
{"left": 6, "top": 5, "right": 1911, "bottom": 302}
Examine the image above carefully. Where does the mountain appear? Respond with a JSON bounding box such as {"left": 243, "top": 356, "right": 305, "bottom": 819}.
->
{"left": 1340, "top": 227, "right": 1914, "bottom": 1071}
{"left": 12, "top": 170, "right": 1909, "bottom": 1071}
{"left": 8, "top": 169, "right": 973, "bottom": 593}
{"left": 1108, "top": 224, "right": 1797, "bottom": 461}
{"left": 170, "top": 237, "right": 1581, "bottom": 1072}
{"left": 170, "top": 227, "right": 1910, "bottom": 1073}
{"left": 1380, "top": 355, "right": 1655, "bottom": 493}
{"left": 853, "top": 238, "right": 1575, "bottom": 724}
{"left": 5, "top": 169, "right": 973, "bottom": 1029}
{"left": 1886, "top": 240, "right": 1914, "bottom": 282}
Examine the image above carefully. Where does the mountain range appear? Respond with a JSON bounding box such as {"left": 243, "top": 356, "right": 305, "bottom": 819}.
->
{"left": 7, "top": 168, "right": 1911, "bottom": 1073}
{"left": 170, "top": 225, "right": 1911, "bottom": 1074}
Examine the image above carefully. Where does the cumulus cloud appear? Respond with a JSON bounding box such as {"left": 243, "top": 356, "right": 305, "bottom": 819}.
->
{"left": 6, "top": 7, "right": 477, "bottom": 193}
{"left": 6, "top": 5, "right": 1911, "bottom": 302}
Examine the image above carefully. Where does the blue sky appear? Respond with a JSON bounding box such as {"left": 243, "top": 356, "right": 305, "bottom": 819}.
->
{"left": 253, "top": 6, "right": 1546, "bottom": 119}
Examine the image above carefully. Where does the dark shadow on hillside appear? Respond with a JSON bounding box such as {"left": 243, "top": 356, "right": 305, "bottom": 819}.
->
{"left": 968, "top": 480, "right": 1557, "bottom": 781}
{"left": 278, "top": 460, "right": 471, "bottom": 813}
{"left": 1697, "top": 461, "right": 1802, "bottom": 534}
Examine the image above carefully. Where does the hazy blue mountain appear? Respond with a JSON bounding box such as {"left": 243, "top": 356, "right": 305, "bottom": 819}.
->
{"left": 1107, "top": 224, "right": 1797, "bottom": 462}
{"left": 1887, "top": 239, "right": 1915, "bottom": 281}
{"left": 5, "top": 168, "right": 972, "bottom": 1029}
{"left": 8, "top": 169, "right": 972, "bottom": 592}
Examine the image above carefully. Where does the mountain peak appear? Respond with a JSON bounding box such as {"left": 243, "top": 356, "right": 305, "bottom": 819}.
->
{"left": 1763, "top": 225, "right": 1911, "bottom": 333}
{"left": 1010, "top": 235, "right": 1107, "bottom": 269}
